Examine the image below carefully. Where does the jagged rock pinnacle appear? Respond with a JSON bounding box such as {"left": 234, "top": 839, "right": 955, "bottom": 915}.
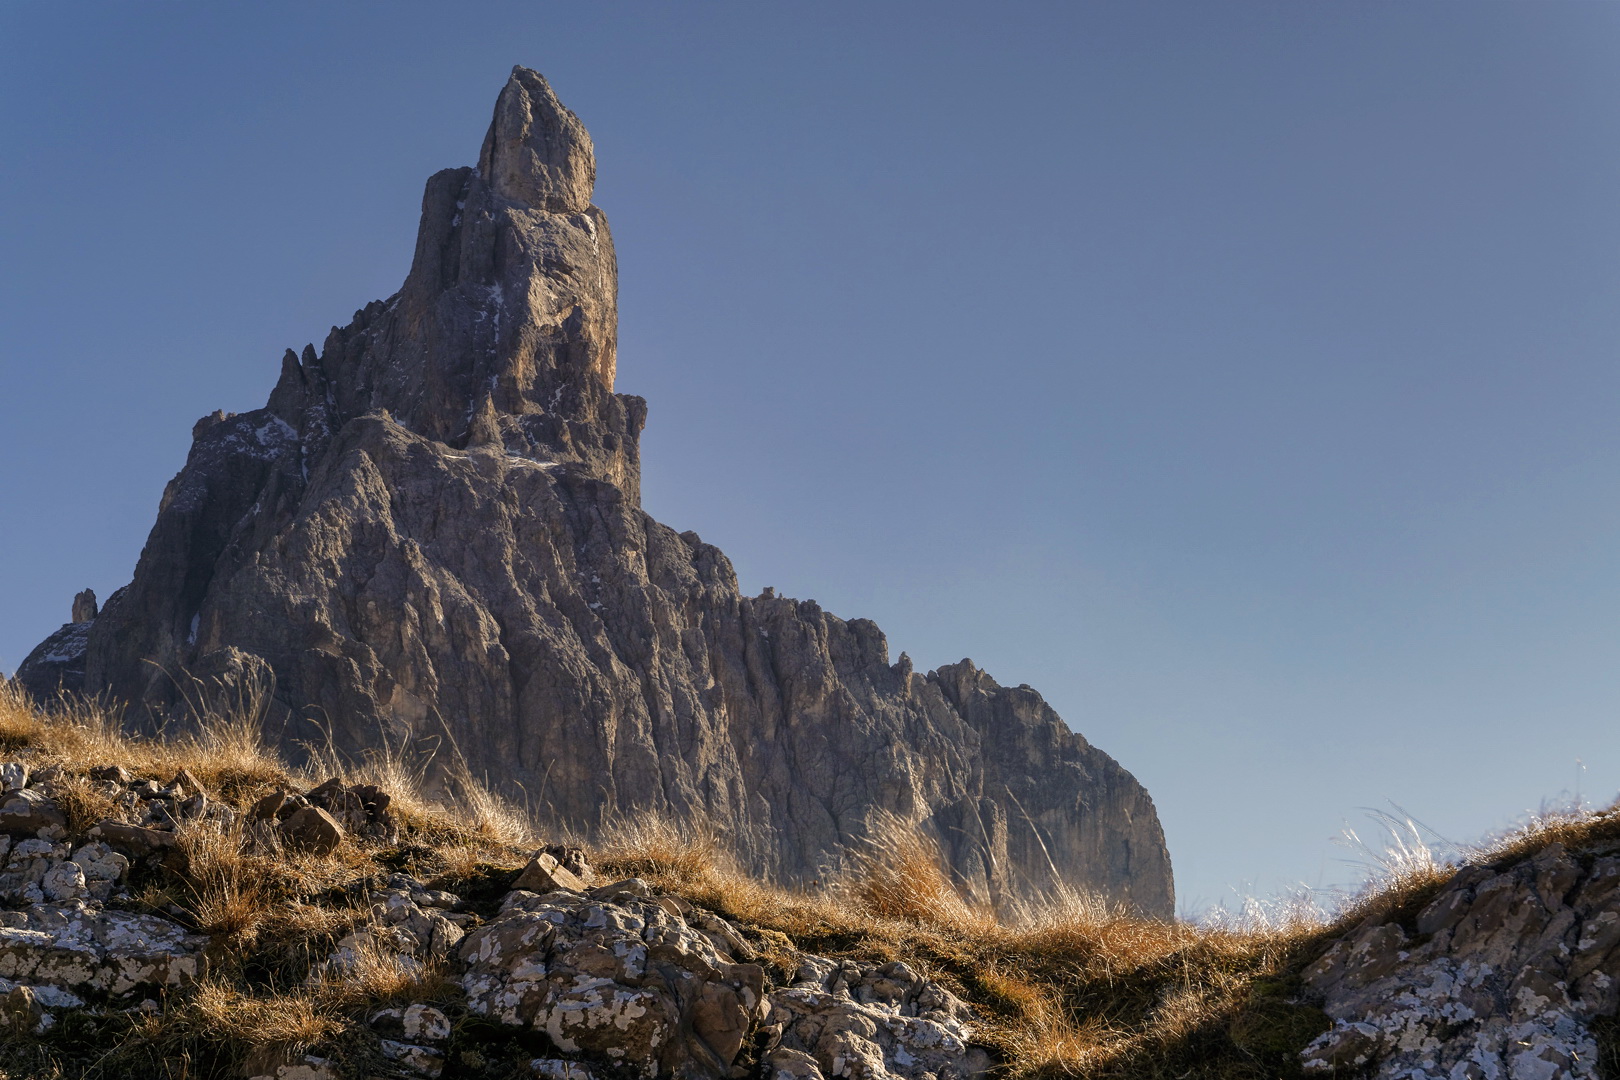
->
{"left": 19, "top": 68, "right": 1176, "bottom": 918}
{"left": 477, "top": 66, "right": 595, "bottom": 213}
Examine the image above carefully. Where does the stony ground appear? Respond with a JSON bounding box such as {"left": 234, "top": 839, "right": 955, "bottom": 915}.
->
{"left": 0, "top": 682, "right": 1614, "bottom": 1080}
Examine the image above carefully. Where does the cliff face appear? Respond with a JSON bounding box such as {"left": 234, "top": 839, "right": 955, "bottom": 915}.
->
{"left": 17, "top": 68, "right": 1174, "bottom": 917}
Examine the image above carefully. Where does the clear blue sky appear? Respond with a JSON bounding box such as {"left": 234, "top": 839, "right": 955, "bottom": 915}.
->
{"left": 4, "top": 2, "right": 1619, "bottom": 915}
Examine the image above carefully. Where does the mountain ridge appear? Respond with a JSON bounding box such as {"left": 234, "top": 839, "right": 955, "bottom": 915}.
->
{"left": 16, "top": 66, "right": 1173, "bottom": 918}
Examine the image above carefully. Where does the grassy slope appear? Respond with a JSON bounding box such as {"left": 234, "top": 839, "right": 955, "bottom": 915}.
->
{"left": 0, "top": 681, "right": 1611, "bottom": 1080}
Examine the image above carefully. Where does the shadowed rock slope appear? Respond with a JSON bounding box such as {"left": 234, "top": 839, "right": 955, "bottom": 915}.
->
{"left": 16, "top": 67, "right": 1173, "bottom": 917}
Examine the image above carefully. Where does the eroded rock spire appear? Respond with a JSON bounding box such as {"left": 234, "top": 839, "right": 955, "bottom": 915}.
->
{"left": 17, "top": 68, "right": 1175, "bottom": 918}
{"left": 478, "top": 66, "right": 596, "bottom": 213}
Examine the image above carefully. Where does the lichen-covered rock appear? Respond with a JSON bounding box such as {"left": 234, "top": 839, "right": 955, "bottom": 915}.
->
{"left": 36, "top": 65, "right": 1174, "bottom": 918}
{"left": 0, "top": 899, "right": 204, "bottom": 998}
{"left": 246, "top": 1055, "right": 342, "bottom": 1080}
{"left": 459, "top": 881, "right": 768, "bottom": 1077}
{"left": 459, "top": 881, "right": 988, "bottom": 1080}
{"left": 1300, "top": 842, "right": 1620, "bottom": 1079}
{"left": 371, "top": 1002, "right": 453, "bottom": 1044}
{"left": 0, "top": 763, "right": 29, "bottom": 793}
{"left": 379, "top": 1037, "right": 446, "bottom": 1078}
{"left": 313, "top": 879, "right": 467, "bottom": 983}
{"left": 765, "top": 958, "right": 989, "bottom": 1080}
{"left": 0, "top": 839, "right": 122, "bottom": 905}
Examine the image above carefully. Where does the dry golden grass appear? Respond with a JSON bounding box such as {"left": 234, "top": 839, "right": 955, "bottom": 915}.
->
{"left": 186, "top": 978, "right": 346, "bottom": 1056}
{"left": 1, "top": 680, "right": 1615, "bottom": 1079}
{"left": 592, "top": 811, "right": 1356, "bottom": 1078}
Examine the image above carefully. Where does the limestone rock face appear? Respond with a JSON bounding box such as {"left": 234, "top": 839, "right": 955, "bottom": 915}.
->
{"left": 28, "top": 67, "right": 1173, "bottom": 917}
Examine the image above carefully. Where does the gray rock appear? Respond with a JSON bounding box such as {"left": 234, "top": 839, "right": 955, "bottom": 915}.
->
{"left": 459, "top": 884, "right": 987, "bottom": 1080}
{"left": 479, "top": 66, "right": 596, "bottom": 215}
{"left": 13, "top": 621, "right": 91, "bottom": 700}
{"left": 0, "top": 900, "right": 205, "bottom": 997}
{"left": 1301, "top": 842, "right": 1620, "bottom": 1079}
{"left": 14, "top": 590, "right": 100, "bottom": 699}
{"left": 0, "top": 763, "right": 28, "bottom": 794}
{"left": 28, "top": 66, "right": 1172, "bottom": 917}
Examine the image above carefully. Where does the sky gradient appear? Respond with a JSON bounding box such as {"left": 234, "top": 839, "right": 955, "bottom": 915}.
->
{"left": 3, "top": 2, "right": 1620, "bottom": 914}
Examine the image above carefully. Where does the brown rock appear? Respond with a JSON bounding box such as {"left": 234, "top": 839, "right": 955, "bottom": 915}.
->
{"left": 311, "top": 784, "right": 366, "bottom": 831}
{"left": 0, "top": 985, "right": 42, "bottom": 1035}
{"left": 512, "top": 851, "right": 586, "bottom": 894}
{"left": 279, "top": 807, "right": 344, "bottom": 856}
{"left": 248, "top": 790, "right": 287, "bottom": 821}
{"left": 0, "top": 790, "right": 66, "bottom": 838}
{"left": 71, "top": 590, "right": 98, "bottom": 625}
{"left": 478, "top": 66, "right": 596, "bottom": 214}
{"left": 352, "top": 783, "right": 391, "bottom": 817}
{"left": 306, "top": 778, "right": 345, "bottom": 802}
{"left": 88, "top": 820, "right": 177, "bottom": 858}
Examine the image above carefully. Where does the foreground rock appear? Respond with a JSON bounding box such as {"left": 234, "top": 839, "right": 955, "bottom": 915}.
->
{"left": 456, "top": 877, "right": 988, "bottom": 1080}
{"left": 1300, "top": 841, "right": 1620, "bottom": 1079}
{"left": 0, "top": 900, "right": 205, "bottom": 1000}
{"left": 20, "top": 66, "right": 1172, "bottom": 918}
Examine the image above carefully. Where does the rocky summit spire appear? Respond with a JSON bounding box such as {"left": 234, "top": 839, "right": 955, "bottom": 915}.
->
{"left": 17, "top": 69, "right": 1175, "bottom": 918}
{"left": 478, "top": 66, "right": 596, "bottom": 213}
{"left": 263, "top": 65, "right": 633, "bottom": 494}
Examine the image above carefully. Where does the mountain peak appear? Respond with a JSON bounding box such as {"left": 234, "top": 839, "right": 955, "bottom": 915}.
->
{"left": 15, "top": 66, "right": 1173, "bottom": 922}
{"left": 477, "top": 66, "right": 595, "bottom": 213}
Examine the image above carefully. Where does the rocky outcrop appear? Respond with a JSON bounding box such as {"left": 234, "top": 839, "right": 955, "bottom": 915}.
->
{"left": 14, "top": 590, "right": 101, "bottom": 700}
{"left": 1300, "top": 841, "right": 1620, "bottom": 1079}
{"left": 21, "top": 67, "right": 1173, "bottom": 917}
{"left": 455, "top": 873, "right": 988, "bottom": 1080}
{"left": 0, "top": 762, "right": 207, "bottom": 1035}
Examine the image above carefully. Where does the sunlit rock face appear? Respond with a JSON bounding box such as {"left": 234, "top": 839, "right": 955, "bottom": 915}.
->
{"left": 28, "top": 67, "right": 1174, "bottom": 918}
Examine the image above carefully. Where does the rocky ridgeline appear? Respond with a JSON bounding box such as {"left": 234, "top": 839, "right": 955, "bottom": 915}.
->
{"left": 14, "top": 67, "right": 1172, "bottom": 918}
{"left": 0, "top": 754, "right": 990, "bottom": 1080}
